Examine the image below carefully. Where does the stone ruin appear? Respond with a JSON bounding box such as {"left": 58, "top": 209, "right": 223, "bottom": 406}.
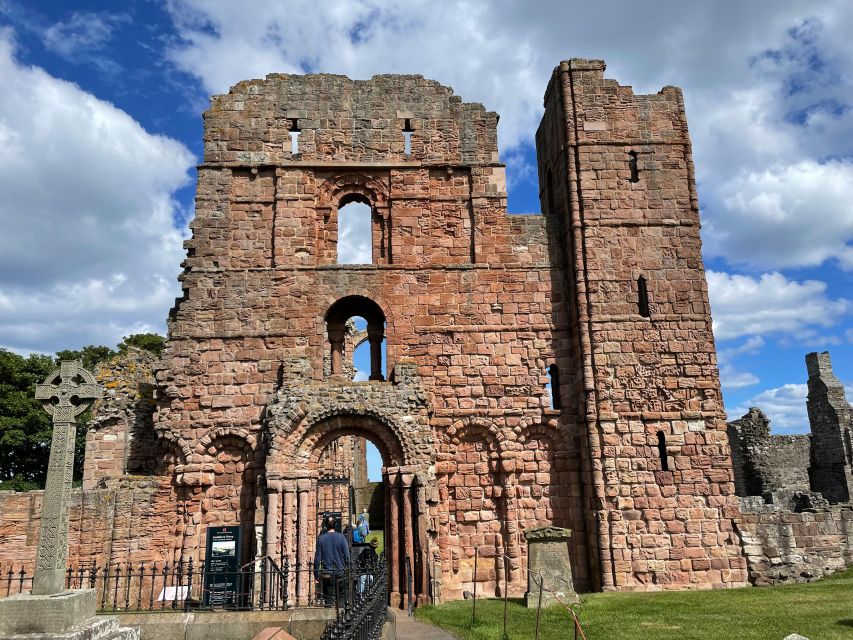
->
{"left": 12, "top": 56, "right": 845, "bottom": 606}
{"left": 728, "top": 352, "right": 853, "bottom": 584}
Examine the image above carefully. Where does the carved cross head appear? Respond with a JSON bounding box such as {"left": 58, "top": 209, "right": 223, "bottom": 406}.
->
{"left": 35, "top": 360, "right": 102, "bottom": 422}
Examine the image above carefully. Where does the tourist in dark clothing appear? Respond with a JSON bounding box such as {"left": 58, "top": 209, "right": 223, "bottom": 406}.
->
{"left": 314, "top": 515, "right": 350, "bottom": 607}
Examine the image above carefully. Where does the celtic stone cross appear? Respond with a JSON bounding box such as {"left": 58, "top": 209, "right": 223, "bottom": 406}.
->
{"left": 32, "top": 360, "right": 101, "bottom": 595}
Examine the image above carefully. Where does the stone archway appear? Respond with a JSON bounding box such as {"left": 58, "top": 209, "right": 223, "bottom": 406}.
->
{"left": 265, "top": 410, "right": 431, "bottom": 608}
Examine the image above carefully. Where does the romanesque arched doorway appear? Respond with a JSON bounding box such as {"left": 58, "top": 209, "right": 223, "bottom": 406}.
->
{"left": 265, "top": 412, "right": 429, "bottom": 608}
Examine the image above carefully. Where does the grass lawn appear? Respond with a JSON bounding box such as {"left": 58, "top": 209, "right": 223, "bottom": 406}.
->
{"left": 416, "top": 568, "right": 853, "bottom": 640}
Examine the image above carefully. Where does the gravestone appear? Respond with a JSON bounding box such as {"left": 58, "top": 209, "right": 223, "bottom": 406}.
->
{"left": 0, "top": 361, "right": 138, "bottom": 640}
{"left": 524, "top": 526, "right": 578, "bottom": 608}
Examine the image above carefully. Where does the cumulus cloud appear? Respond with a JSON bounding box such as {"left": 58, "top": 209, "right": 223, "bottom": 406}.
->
{"left": 160, "top": 1, "right": 853, "bottom": 271}
{"left": 703, "top": 160, "right": 853, "bottom": 270}
{"left": 0, "top": 30, "right": 195, "bottom": 353}
{"left": 337, "top": 202, "right": 373, "bottom": 264}
{"left": 729, "top": 383, "right": 810, "bottom": 433}
{"left": 707, "top": 271, "right": 849, "bottom": 341}
{"left": 729, "top": 381, "right": 853, "bottom": 434}
{"left": 717, "top": 336, "right": 763, "bottom": 390}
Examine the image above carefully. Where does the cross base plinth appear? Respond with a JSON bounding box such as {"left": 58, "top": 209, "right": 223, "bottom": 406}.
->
{"left": 0, "top": 590, "right": 138, "bottom": 640}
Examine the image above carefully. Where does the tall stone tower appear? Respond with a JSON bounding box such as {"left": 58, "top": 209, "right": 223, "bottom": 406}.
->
{"left": 806, "top": 351, "right": 853, "bottom": 503}
{"left": 535, "top": 60, "right": 746, "bottom": 589}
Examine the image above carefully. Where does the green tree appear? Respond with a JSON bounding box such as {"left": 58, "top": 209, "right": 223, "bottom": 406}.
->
{"left": 55, "top": 344, "right": 117, "bottom": 372}
{"left": 0, "top": 349, "right": 55, "bottom": 489}
{"left": 118, "top": 333, "right": 166, "bottom": 358}
{"left": 0, "top": 334, "right": 165, "bottom": 490}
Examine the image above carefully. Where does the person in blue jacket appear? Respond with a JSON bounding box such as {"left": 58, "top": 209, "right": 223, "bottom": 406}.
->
{"left": 314, "top": 515, "right": 350, "bottom": 607}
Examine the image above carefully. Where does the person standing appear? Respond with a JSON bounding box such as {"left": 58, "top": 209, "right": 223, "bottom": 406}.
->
{"left": 314, "top": 515, "right": 350, "bottom": 607}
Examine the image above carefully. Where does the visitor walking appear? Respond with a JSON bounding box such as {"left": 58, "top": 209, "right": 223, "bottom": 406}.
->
{"left": 314, "top": 515, "right": 350, "bottom": 607}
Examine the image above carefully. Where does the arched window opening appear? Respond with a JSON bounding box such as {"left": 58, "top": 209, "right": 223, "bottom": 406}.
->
{"left": 637, "top": 275, "right": 650, "bottom": 318}
{"left": 546, "top": 364, "right": 561, "bottom": 410}
{"left": 289, "top": 119, "right": 301, "bottom": 155}
{"left": 657, "top": 431, "right": 669, "bottom": 471}
{"left": 337, "top": 198, "right": 373, "bottom": 264}
{"left": 628, "top": 150, "right": 640, "bottom": 183}
{"left": 403, "top": 118, "right": 414, "bottom": 156}
{"left": 326, "top": 296, "right": 386, "bottom": 381}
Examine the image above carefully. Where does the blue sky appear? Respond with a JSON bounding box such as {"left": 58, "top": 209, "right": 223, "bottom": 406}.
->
{"left": 1, "top": 2, "right": 851, "bottom": 467}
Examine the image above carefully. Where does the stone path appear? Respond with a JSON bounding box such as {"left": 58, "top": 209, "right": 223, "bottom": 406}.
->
{"left": 395, "top": 613, "right": 459, "bottom": 640}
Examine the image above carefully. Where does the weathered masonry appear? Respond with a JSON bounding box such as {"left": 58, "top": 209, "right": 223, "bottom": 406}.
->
{"left": 728, "top": 352, "right": 853, "bottom": 585}
{"left": 0, "top": 60, "right": 750, "bottom": 601}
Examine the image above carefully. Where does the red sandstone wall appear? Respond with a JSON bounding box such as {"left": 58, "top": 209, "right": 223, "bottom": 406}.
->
{"left": 536, "top": 60, "right": 746, "bottom": 590}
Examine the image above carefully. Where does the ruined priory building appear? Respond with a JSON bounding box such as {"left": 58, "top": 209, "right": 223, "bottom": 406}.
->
{"left": 1, "top": 60, "right": 753, "bottom": 600}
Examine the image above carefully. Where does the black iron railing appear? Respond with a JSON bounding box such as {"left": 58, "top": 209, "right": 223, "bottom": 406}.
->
{"left": 320, "top": 553, "right": 388, "bottom": 640}
{"left": 1, "top": 555, "right": 381, "bottom": 613}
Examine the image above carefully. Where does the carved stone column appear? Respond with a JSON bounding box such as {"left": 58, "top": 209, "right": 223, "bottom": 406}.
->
{"left": 367, "top": 327, "right": 384, "bottom": 381}
{"left": 296, "top": 479, "right": 311, "bottom": 604}
{"left": 387, "top": 471, "right": 401, "bottom": 606}
{"left": 328, "top": 328, "right": 345, "bottom": 376}
{"left": 402, "top": 473, "right": 415, "bottom": 606}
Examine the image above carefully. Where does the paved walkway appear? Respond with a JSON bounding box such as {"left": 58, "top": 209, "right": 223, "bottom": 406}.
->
{"left": 394, "top": 612, "right": 458, "bottom": 640}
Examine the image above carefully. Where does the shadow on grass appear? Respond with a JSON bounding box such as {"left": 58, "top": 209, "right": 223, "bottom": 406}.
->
{"left": 838, "top": 619, "right": 853, "bottom": 627}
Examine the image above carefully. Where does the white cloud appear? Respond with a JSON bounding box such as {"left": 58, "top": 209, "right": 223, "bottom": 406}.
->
{"left": 729, "top": 380, "right": 853, "bottom": 434}
{"left": 729, "top": 383, "right": 810, "bottom": 433}
{"left": 42, "top": 11, "right": 128, "bottom": 67}
{"left": 707, "top": 271, "right": 849, "bottom": 341}
{"left": 0, "top": 29, "right": 195, "bottom": 354}
{"left": 160, "top": 1, "right": 853, "bottom": 270}
{"left": 717, "top": 336, "right": 763, "bottom": 389}
{"left": 337, "top": 202, "right": 372, "bottom": 264}
{"left": 703, "top": 160, "right": 853, "bottom": 270}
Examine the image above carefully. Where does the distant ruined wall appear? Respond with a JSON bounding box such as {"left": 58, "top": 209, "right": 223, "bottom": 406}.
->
{"left": 727, "top": 408, "right": 810, "bottom": 496}
{"left": 727, "top": 351, "right": 853, "bottom": 584}
{"left": 735, "top": 496, "right": 853, "bottom": 585}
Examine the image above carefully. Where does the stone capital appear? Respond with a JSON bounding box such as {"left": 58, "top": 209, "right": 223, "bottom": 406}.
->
{"left": 524, "top": 526, "right": 572, "bottom": 542}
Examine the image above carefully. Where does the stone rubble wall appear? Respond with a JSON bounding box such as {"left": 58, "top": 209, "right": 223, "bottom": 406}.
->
{"left": 0, "top": 477, "right": 178, "bottom": 573}
{"left": 736, "top": 495, "right": 853, "bottom": 585}
{"left": 727, "top": 408, "right": 811, "bottom": 496}
{"left": 83, "top": 349, "right": 160, "bottom": 490}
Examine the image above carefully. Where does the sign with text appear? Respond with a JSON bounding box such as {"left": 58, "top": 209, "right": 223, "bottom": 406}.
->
{"left": 202, "top": 525, "right": 242, "bottom": 607}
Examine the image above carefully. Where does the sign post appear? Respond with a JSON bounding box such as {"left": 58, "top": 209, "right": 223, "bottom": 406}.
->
{"left": 202, "top": 525, "right": 243, "bottom": 607}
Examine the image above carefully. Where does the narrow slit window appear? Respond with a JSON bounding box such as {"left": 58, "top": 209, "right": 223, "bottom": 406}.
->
{"left": 289, "top": 119, "right": 301, "bottom": 155}
{"left": 637, "top": 275, "right": 650, "bottom": 318}
{"left": 628, "top": 150, "right": 639, "bottom": 183}
{"left": 657, "top": 431, "right": 669, "bottom": 471}
{"left": 547, "top": 364, "right": 561, "bottom": 410}
{"left": 403, "top": 118, "right": 414, "bottom": 156}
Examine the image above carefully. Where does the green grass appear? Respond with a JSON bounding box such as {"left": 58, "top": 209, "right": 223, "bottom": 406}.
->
{"left": 366, "top": 530, "right": 384, "bottom": 554}
{"left": 416, "top": 568, "right": 853, "bottom": 640}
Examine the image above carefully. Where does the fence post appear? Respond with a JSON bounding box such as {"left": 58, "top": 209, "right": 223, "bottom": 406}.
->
{"left": 501, "top": 555, "right": 509, "bottom": 640}
{"left": 534, "top": 571, "right": 543, "bottom": 640}
{"left": 471, "top": 547, "right": 478, "bottom": 627}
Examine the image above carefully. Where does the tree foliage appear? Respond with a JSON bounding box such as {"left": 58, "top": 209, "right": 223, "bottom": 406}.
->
{"left": 0, "top": 333, "right": 165, "bottom": 490}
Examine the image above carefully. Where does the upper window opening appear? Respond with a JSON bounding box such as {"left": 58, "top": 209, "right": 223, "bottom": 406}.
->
{"left": 546, "top": 364, "right": 561, "bottom": 410}
{"left": 628, "top": 150, "right": 639, "bottom": 183}
{"left": 403, "top": 119, "right": 414, "bottom": 156}
{"left": 289, "top": 119, "right": 301, "bottom": 155}
{"left": 637, "top": 275, "right": 650, "bottom": 318}
{"left": 326, "top": 296, "right": 386, "bottom": 381}
{"left": 657, "top": 431, "right": 669, "bottom": 471}
{"left": 338, "top": 199, "right": 373, "bottom": 264}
